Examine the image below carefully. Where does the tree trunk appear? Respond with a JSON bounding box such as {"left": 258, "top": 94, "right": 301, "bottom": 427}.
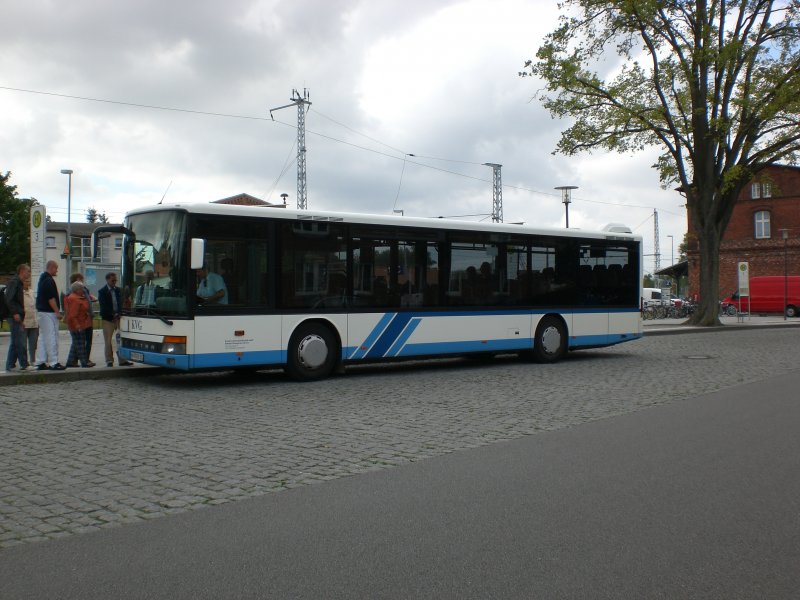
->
{"left": 689, "top": 222, "right": 723, "bottom": 326}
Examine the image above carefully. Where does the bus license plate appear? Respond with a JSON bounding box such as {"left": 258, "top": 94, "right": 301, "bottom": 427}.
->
{"left": 130, "top": 351, "right": 144, "bottom": 362}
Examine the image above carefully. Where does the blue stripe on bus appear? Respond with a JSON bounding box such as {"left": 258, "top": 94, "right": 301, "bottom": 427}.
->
{"left": 399, "top": 337, "right": 533, "bottom": 357}
{"left": 386, "top": 307, "right": 639, "bottom": 317}
{"left": 119, "top": 349, "right": 191, "bottom": 370}
{"left": 365, "top": 313, "right": 414, "bottom": 358}
{"left": 349, "top": 312, "right": 396, "bottom": 360}
{"left": 190, "top": 350, "right": 285, "bottom": 369}
{"left": 569, "top": 332, "right": 642, "bottom": 348}
{"left": 386, "top": 318, "right": 422, "bottom": 357}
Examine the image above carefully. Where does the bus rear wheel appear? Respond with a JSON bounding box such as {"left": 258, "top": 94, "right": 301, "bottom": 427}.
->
{"left": 285, "top": 323, "right": 338, "bottom": 381}
{"left": 532, "top": 316, "right": 567, "bottom": 363}
{"left": 786, "top": 305, "right": 798, "bottom": 318}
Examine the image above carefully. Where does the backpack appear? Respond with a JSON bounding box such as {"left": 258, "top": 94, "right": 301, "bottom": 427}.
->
{"left": 0, "top": 285, "right": 9, "bottom": 321}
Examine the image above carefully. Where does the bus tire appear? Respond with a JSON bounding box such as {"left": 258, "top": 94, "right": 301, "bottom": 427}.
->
{"left": 786, "top": 305, "right": 798, "bottom": 318}
{"left": 285, "top": 322, "right": 339, "bottom": 381}
{"left": 532, "top": 316, "right": 567, "bottom": 363}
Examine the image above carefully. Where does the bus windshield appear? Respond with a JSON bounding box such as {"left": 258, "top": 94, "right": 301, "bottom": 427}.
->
{"left": 123, "top": 211, "right": 189, "bottom": 317}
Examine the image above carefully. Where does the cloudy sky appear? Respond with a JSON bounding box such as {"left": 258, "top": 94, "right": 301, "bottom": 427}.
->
{"left": 1, "top": 0, "right": 687, "bottom": 273}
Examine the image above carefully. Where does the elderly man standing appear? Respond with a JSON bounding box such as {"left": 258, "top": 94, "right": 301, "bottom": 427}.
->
{"left": 34, "top": 260, "right": 66, "bottom": 370}
{"left": 98, "top": 272, "right": 132, "bottom": 367}
{"left": 4, "top": 263, "right": 31, "bottom": 373}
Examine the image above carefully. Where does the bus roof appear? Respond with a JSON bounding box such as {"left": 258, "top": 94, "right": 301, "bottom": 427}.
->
{"left": 125, "top": 202, "right": 642, "bottom": 242}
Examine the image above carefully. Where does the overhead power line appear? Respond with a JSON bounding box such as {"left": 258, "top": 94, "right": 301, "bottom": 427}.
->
{"left": 0, "top": 85, "right": 271, "bottom": 121}
{"left": 1, "top": 84, "right": 684, "bottom": 216}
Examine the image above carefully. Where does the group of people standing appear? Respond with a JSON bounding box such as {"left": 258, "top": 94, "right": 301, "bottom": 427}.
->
{"left": 4, "top": 261, "right": 132, "bottom": 372}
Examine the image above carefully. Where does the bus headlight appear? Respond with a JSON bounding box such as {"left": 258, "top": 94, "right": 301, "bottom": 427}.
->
{"left": 162, "top": 336, "right": 187, "bottom": 355}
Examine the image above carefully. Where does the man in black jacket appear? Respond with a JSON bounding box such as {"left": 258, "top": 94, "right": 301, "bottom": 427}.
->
{"left": 5, "top": 263, "right": 31, "bottom": 372}
{"left": 98, "top": 272, "right": 132, "bottom": 367}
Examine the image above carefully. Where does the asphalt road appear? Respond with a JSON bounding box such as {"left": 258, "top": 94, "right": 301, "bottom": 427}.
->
{"left": 1, "top": 367, "right": 799, "bottom": 599}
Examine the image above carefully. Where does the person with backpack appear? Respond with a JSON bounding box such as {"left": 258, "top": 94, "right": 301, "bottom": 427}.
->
{"left": 4, "top": 263, "right": 31, "bottom": 373}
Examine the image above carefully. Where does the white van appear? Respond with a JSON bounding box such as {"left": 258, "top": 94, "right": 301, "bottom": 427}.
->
{"left": 642, "top": 287, "right": 664, "bottom": 307}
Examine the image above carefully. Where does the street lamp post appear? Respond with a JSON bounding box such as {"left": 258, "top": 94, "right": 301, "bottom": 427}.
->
{"left": 667, "top": 234, "right": 674, "bottom": 266}
{"left": 555, "top": 186, "right": 578, "bottom": 228}
{"left": 60, "top": 169, "right": 73, "bottom": 292}
{"left": 667, "top": 234, "right": 675, "bottom": 297}
{"left": 781, "top": 229, "right": 789, "bottom": 321}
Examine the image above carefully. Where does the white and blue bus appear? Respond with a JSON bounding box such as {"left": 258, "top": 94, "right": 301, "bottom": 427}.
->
{"left": 94, "top": 203, "right": 642, "bottom": 380}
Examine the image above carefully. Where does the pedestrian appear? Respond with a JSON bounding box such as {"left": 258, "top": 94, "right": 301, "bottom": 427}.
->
{"left": 98, "top": 272, "right": 132, "bottom": 367}
{"left": 68, "top": 273, "right": 95, "bottom": 367}
{"left": 4, "top": 263, "right": 31, "bottom": 373}
{"left": 22, "top": 270, "right": 39, "bottom": 366}
{"left": 64, "top": 281, "right": 94, "bottom": 368}
{"left": 34, "top": 260, "right": 65, "bottom": 370}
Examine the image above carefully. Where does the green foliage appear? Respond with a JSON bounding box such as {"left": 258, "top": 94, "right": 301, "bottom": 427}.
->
{"left": 0, "top": 171, "right": 38, "bottom": 273}
{"left": 524, "top": 0, "right": 800, "bottom": 189}
{"left": 522, "top": 0, "right": 800, "bottom": 323}
{"left": 86, "top": 207, "right": 109, "bottom": 223}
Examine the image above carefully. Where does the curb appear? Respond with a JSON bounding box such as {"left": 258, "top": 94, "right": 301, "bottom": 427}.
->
{"left": 0, "top": 365, "right": 166, "bottom": 387}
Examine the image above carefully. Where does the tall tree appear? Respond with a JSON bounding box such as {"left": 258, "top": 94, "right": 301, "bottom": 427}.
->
{"left": 86, "top": 207, "right": 110, "bottom": 224}
{"left": 522, "top": 0, "right": 800, "bottom": 325}
{"left": 0, "top": 171, "right": 38, "bottom": 273}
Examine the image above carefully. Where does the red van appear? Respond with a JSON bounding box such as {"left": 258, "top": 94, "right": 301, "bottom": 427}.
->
{"left": 721, "top": 276, "right": 800, "bottom": 317}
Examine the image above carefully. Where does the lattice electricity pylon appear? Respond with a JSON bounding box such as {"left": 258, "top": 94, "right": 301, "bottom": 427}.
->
{"left": 270, "top": 89, "right": 312, "bottom": 210}
{"left": 484, "top": 163, "right": 503, "bottom": 223}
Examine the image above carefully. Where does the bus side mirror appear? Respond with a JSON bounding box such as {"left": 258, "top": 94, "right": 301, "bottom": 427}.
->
{"left": 190, "top": 238, "right": 205, "bottom": 269}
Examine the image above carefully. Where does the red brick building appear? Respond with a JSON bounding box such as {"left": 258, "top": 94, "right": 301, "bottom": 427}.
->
{"left": 686, "top": 164, "right": 800, "bottom": 299}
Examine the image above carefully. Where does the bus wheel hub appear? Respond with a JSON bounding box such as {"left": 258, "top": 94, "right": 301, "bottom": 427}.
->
{"left": 298, "top": 335, "right": 328, "bottom": 369}
{"left": 541, "top": 326, "right": 561, "bottom": 354}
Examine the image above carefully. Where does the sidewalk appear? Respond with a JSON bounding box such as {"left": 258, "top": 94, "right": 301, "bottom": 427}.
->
{"left": 0, "top": 328, "right": 159, "bottom": 385}
{"left": 641, "top": 313, "right": 800, "bottom": 335}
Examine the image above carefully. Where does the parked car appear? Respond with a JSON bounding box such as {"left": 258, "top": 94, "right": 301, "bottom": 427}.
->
{"left": 721, "top": 276, "right": 800, "bottom": 317}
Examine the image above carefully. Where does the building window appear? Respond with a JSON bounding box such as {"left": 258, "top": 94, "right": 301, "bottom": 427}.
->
{"left": 762, "top": 183, "right": 772, "bottom": 198}
{"left": 754, "top": 211, "right": 771, "bottom": 239}
{"left": 751, "top": 183, "right": 761, "bottom": 199}
{"left": 114, "top": 237, "right": 123, "bottom": 249}
{"left": 45, "top": 236, "right": 56, "bottom": 248}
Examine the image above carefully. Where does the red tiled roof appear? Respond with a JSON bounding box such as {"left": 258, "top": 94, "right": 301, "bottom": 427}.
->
{"left": 212, "top": 193, "right": 282, "bottom": 206}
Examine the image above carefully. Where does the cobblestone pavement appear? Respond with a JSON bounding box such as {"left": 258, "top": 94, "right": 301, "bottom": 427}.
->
{"left": 1, "top": 328, "right": 797, "bottom": 548}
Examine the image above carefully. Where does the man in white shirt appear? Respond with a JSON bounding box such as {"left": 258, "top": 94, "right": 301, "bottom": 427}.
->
{"left": 135, "top": 270, "right": 157, "bottom": 306}
{"left": 196, "top": 266, "right": 228, "bottom": 305}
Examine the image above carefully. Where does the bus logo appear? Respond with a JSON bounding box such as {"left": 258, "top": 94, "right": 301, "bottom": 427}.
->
{"left": 129, "top": 319, "right": 143, "bottom": 331}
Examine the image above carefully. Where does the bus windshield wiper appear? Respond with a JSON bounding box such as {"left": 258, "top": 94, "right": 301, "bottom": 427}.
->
{"left": 158, "top": 315, "right": 173, "bottom": 326}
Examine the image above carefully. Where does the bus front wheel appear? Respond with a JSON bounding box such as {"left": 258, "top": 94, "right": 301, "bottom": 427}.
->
{"left": 286, "top": 323, "right": 338, "bottom": 381}
{"left": 532, "top": 316, "right": 567, "bottom": 363}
